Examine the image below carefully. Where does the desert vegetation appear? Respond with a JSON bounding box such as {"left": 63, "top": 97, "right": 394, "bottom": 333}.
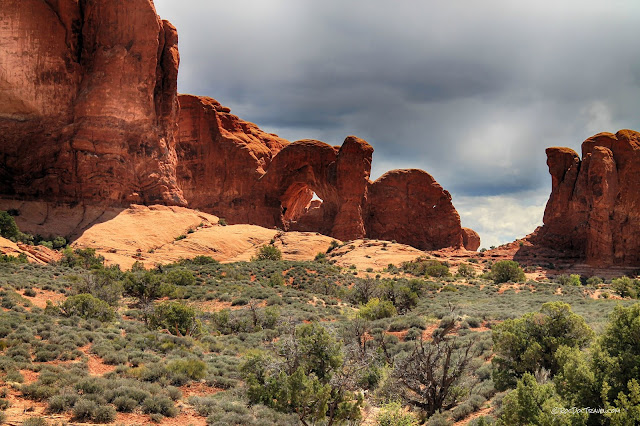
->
{"left": 0, "top": 244, "right": 639, "bottom": 424}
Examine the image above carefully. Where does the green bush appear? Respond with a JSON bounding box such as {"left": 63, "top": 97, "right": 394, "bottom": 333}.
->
{"left": 167, "top": 359, "right": 207, "bottom": 381}
{"left": 142, "top": 395, "right": 178, "bottom": 417}
{"left": 611, "top": 276, "right": 640, "bottom": 298}
{"left": 60, "top": 294, "right": 115, "bottom": 322}
{"left": 377, "top": 401, "right": 419, "bottom": 426}
{"left": 357, "top": 298, "right": 397, "bottom": 320}
{"left": 492, "top": 302, "right": 594, "bottom": 390}
{"left": 165, "top": 268, "right": 196, "bottom": 286}
{"left": 252, "top": 245, "right": 282, "bottom": 261}
{"left": 148, "top": 301, "right": 202, "bottom": 336}
{"left": 491, "top": 261, "right": 525, "bottom": 284}
{"left": 21, "top": 418, "right": 49, "bottom": 426}
{"left": 586, "top": 276, "right": 603, "bottom": 286}
{"left": 557, "top": 274, "right": 581, "bottom": 286}
{"left": 457, "top": 263, "right": 476, "bottom": 278}
{"left": 402, "top": 258, "right": 450, "bottom": 278}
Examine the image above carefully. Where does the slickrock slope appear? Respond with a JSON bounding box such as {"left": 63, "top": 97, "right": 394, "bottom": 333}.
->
{"left": 0, "top": 0, "right": 185, "bottom": 205}
{"left": 1, "top": 0, "right": 478, "bottom": 252}
{"left": 0, "top": 237, "right": 62, "bottom": 264}
{"left": 528, "top": 130, "right": 640, "bottom": 267}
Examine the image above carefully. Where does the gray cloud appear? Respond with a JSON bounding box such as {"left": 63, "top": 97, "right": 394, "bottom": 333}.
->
{"left": 154, "top": 0, "right": 640, "bottom": 245}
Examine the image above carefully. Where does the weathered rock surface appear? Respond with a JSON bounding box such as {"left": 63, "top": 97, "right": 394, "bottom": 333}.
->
{"left": 533, "top": 130, "right": 640, "bottom": 267}
{"left": 175, "top": 94, "right": 288, "bottom": 223}
{"left": 0, "top": 0, "right": 185, "bottom": 205}
{"left": 365, "top": 169, "right": 464, "bottom": 250}
{"left": 461, "top": 228, "right": 481, "bottom": 251}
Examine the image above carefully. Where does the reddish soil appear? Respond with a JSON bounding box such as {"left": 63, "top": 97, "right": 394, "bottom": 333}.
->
{"left": 179, "top": 382, "right": 223, "bottom": 398}
{"left": 20, "top": 289, "right": 66, "bottom": 310}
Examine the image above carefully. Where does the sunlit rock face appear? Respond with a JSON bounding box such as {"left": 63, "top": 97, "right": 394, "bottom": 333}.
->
{"left": 536, "top": 130, "right": 640, "bottom": 266}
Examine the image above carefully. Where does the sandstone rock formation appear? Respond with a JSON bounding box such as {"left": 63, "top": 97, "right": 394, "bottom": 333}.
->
{"left": 175, "top": 94, "right": 288, "bottom": 223}
{"left": 461, "top": 228, "right": 481, "bottom": 251}
{"left": 1, "top": 0, "right": 478, "bottom": 252}
{"left": 0, "top": 0, "right": 184, "bottom": 205}
{"left": 174, "top": 98, "right": 473, "bottom": 250}
{"left": 533, "top": 130, "right": 640, "bottom": 267}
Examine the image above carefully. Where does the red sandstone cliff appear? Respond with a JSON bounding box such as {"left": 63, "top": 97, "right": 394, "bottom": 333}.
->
{"left": 0, "top": 0, "right": 185, "bottom": 205}
{"left": 532, "top": 130, "right": 640, "bottom": 267}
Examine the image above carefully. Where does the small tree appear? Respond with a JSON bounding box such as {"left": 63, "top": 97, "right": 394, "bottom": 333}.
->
{"left": 123, "top": 271, "right": 175, "bottom": 306}
{"left": 148, "top": 301, "right": 202, "bottom": 337}
{"left": 498, "top": 373, "right": 586, "bottom": 425}
{"left": 395, "top": 316, "right": 476, "bottom": 417}
{"left": 242, "top": 322, "right": 363, "bottom": 425}
{"left": 253, "top": 245, "right": 282, "bottom": 261}
{"left": 0, "top": 210, "right": 20, "bottom": 241}
{"left": 491, "top": 260, "right": 525, "bottom": 284}
{"left": 492, "top": 302, "right": 594, "bottom": 390}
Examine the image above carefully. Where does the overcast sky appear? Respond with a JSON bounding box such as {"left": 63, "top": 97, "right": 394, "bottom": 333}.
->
{"left": 154, "top": 0, "right": 640, "bottom": 248}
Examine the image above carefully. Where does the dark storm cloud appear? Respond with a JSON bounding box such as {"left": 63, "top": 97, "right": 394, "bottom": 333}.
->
{"left": 154, "top": 0, "right": 640, "bottom": 245}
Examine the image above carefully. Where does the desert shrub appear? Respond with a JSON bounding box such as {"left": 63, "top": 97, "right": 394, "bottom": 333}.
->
{"left": 611, "top": 276, "right": 640, "bottom": 298}
{"left": 59, "top": 248, "right": 105, "bottom": 269}
{"left": 71, "top": 268, "right": 123, "bottom": 306}
{"left": 490, "top": 261, "right": 525, "bottom": 284}
{"left": 123, "top": 270, "right": 176, "bottom": 306}
{"left": 167, "top": 359, "right": 207, "bottom": 381}
{"left": 358, "top": 298, "right": 397, "bottom": 320}
{"left": 377, "top": 401, "right": 419, "bottom": 426}
{"left": 72, "top": 398, "right": 98, "bottom": 421}
{"left": 585, "top": 276, "right": 603, "bottom": 286}
{"left": 252, "top": 245, "right": 282, "bottom": 261}
{"left": 113, "top": 396, "right": 137, "bottom": 412}
{"left": 142, "top": 395, "right": 178, "bottom": 417}
{"left": 94, "top": 404, "right": 117, "bottom": 423}
{"left": 23, "top": 288, "right": 36, "bottom": 297}
{"left": 326, "top": 240, "right": 340, "bottom": 253}
{"left": 0, "top": 253, "right": 28, "bottom": 264}
{"left": 21, "top": 418, "right": 49, "bottom": 426}
{"left": 60, "top": 294, "right": 115, "bottom": 322}
{"left": 557, "top": 274, "right": 581, "bottom": 286}
{"left": 499, "top": 373, "right": 585, "bottom": 425}
{"left": 47, "top": 393, "right": 78, "bottom": 413}
{"left": 314, "top": 252, "right": 327, "bottom": 262}
{"left": 218, "top": 218, "right": 227, "bottom": 226}
{"left": 165, "top": 268, "right": 196, "bottom": 286}
{"left": 402, "top": 258, "right": 450, "bottom": 278}
{"left": 457, "top": 263, "right": 476, "bottom": 278}
{"left": 148, "top": 301, "right": 202, "bottom": 337}
{"left": 425, "top": 412, "right": 452, "bottom": 426}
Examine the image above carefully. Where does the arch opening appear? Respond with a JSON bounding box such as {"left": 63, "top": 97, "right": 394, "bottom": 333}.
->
{"left": 280, "top": 183, "right": 325, "bottom": 230}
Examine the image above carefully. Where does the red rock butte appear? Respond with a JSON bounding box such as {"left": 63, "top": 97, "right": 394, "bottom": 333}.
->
{"left": 0, "top": 0, "right": 477, "bottom": 251}
{"left": 527, "top": 130, "right": 640, "bottom": 267}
